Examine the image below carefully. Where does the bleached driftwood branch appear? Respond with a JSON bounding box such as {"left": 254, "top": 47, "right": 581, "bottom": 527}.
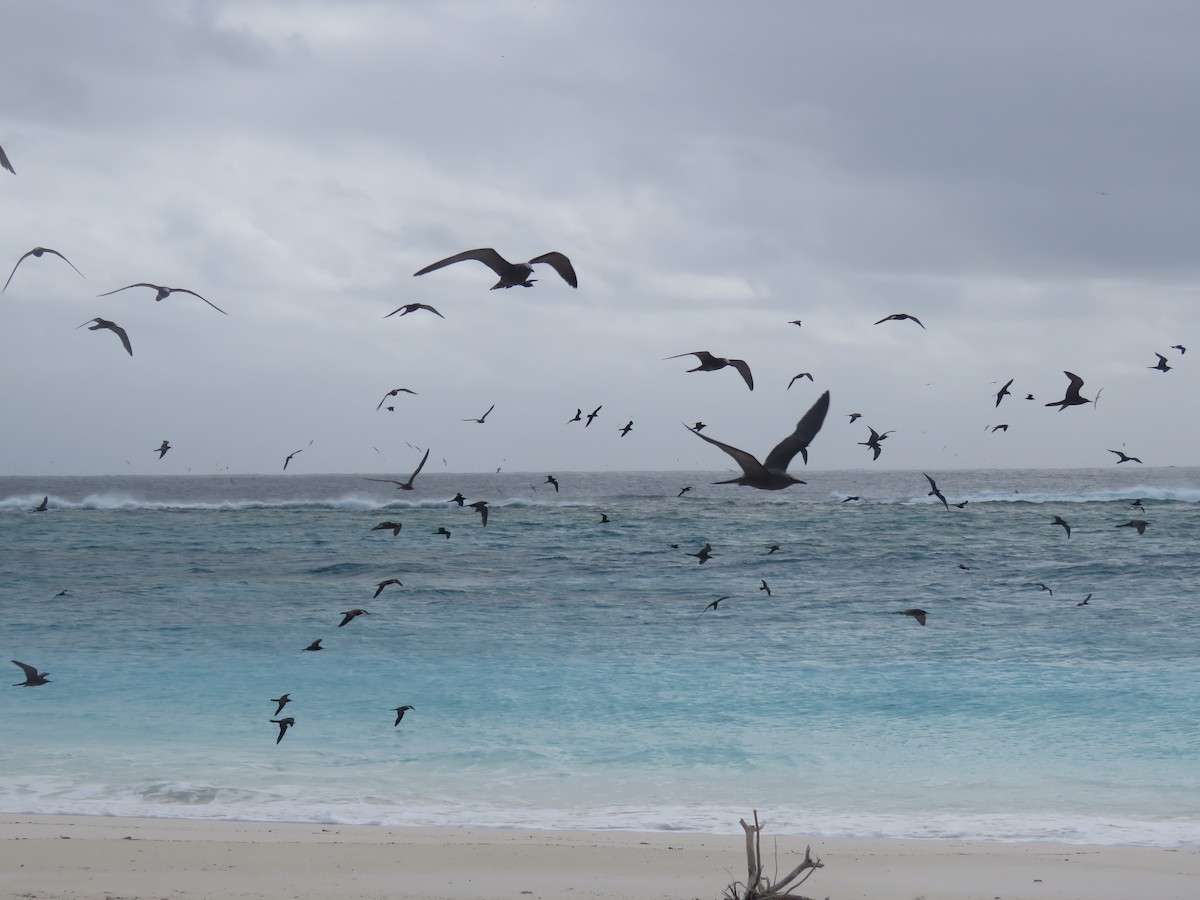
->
{"left": 723, "top": 810, "right": 825, "bottom": 900}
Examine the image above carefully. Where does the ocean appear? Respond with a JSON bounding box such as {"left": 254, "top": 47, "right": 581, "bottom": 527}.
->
{"left": 2, "top": 468, "right": 1198, "bottom": 847}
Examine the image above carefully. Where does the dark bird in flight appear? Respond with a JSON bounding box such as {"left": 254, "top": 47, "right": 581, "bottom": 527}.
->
{"left": 11, "top": 660, "right": 50, "bottom": 686}
{"left": 701, "top": 595, "right": 732, "bottom": 614}
{"left": 1077, "top": 593, "right": 1092, "bottom": 606}
{"left": 787, "top": 372, "right": 813, "bottom": 389}
{"left": 687, "top": 543, "right": 713, "bottom": 564}
{"left": 1108, "top": 449, "right": 1142, "bottom": 464}
{"left": 924, "top": 473, "right": 949, "bottom": 510}
{"left": 600, "top": 514, "right": 609, "bottom": 523}
{"left": 384, "top": 302, "right": 444, "bottom": 319}
{"left": 953, "top": 501, "right": 968, "bottom": 509}
{"left": 1045, "top": 372, "right": 1090, "bottom": 410}
{"left": 1129, "top": 499, "right": 1145, "bottom": 511}
{"left": 875, "top": 313, "right": 925, "bottom": 329}
{"left": 666, "top": 351, "right": 754, "bottom": 390}
{"left": 98, "top": 282, "right": 227, "bottom": 314}
{"left": 376, "top": 388, "right": 417, "bottom": 410}
{"left": 1116, "top": 519, "right": 1149, "bottom": 535}
{"left": 1051, "top": 516, "right": 1071, "bottom": 538}
{"left": 842, "top": 496, "right": 862, "bottom": 502}
{"left": 897, "top": 609, "right": 928, "bottom": 626}
{"left": 545, "top": 475, "right": 559, "bottom": 492}
{"left": 469, "top": 500, "right": 489, "bottom": 526}
{"left": 77, "top": 317, "right": 132, "bottom": 356}
{"left": 678, "top": 485, "right": 693, "bottom": 497}
{"left": 0, "top": 144, "right": 13, "bottom": 174}
{"left": 32, "top": 496, "right": 48, "bottom": 512}
{"left": 338, "top": 608, "right": 369, "bottom": 627}
{"left": 4, "top": 247, "right": 85, "bottom": 293}
{"left": 766, "top": 544, "right": 781, "bottom": 554}
{"left": 301, "top": 640, "right": 323, "bottom": 652}
{"left": 994, "top": 379, "right": 1014, "bottom": 407}
{"left": 619, "top": 420, "right": 633, "bottom": 437}
{"left": 283, "top": 447, "right": 307, "bottom": 470}
{"left": 1035, "top": 583, "right": 1053, "bottom": 596}
{"left": 365, "top": 448, "right": 430, "bottom": 491}
{"left": 847, "top": 413, "right": 862, "bottom": 423}
{"left": 1171, "top": 344, "right": 1186, "bottom": 354}
{"left": 155, "top": 440, "right": 171, "bottom": 459}
{"left": 449, "top": 492, "right": 466, "bottom": 506}
{"left": 788, "top": 320, "right": 802, "bottom": 327}
{"left": 858, "top": 426, "right": 893, "bottom": 461}
{"left": 566, "top": 409, "right": 582, "bottom": 423}
{"left": 759, "top": 579, "right": 771, "bottom": 597}
{"left": 463, "top": 404, "right": 495, "bottom": 423}
{"left": 392, "top": 705, "right": 415, "bottom": 726}
{"left": 374, "top": 579, "right": 403, "bottom": 598}
{"left": 958, "top": 563, "right": 971, "bottom": 571}
{"left": 990, "top": 424, "right": 1009, "bottom": 433}
{"left": 413, "top": 248, "right": 577, "bottom": 289}
{"left": 1149, "top": 352, "right": 1171, "bottom": 373}
{"left": 271, "top": 694, "right": 291, "bottom": 716}
{"left": 433, "top": 527, "right": 452, "bottom": 538}
{"left": 585, "top": 405, "right": 602, "bottom": 427}
{"left": 686, "top": 391, "right": 830, "bottom": 489}
{"left": 1024, "top": 394, "right": 1036, "bottom": 401}
{"left": 691, "top": 422, "right": 706, "bottom": 432}
{"left": 271, "top": 717, "right": 295, "bottom": 744}
{"left": 371, "top": 521, "right": 403, "bottom": 536}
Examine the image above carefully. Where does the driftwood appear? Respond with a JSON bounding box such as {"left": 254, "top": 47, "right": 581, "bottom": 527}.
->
{"left": 722, "top": 810, "right": 825, "bottom": 900}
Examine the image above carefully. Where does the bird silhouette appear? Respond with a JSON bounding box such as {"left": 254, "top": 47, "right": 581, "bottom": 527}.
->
{"left": 874, "top": 313, "right": 925, "bottom": 329}
{"left": 462, "top": 404, "right": 495, "bottom": 423}
{"left": 371, "top": 521, "right": 403, "bottom": 536}
{"left": 666, "top": 351, "right": 754, "bottom": 390}
{"left": 1171, "top": 344, "right": 1186, "bottom": 354}
{"left": 994, "top": 379, "right": 1014, "bottom": 407}
{"left": 77, "top": 317, "right": 132, "bottom": 356}
{"left": 283, "top": 442, "right": 312, "bottom": 470}
{"left": 98, "top": 282, "right": 227, "bottom": 314}
{"left": 391, "top": 705, "right": 415, "bottom": 726}
{"left": 787, "top": 373, "right": 813, "bottom": 389}
{"left": 766, "top": 544, "right": 781, "bottom": 554}
{"left": 701, "top": 595, "right": 732, "bottom": 613}
{"left": 365, "top": 448, "right": 430, "bottom": 491}
{"left": 691, "top": 421, "right": 706, "bottom": 432}
{"left": 374, "top": 579, "right": 403, "bottom": 598}
{"left": 923, "top": 473, "right": 949, "bottom": 510}
{"left": 686, "top": 391, "right": 830, "bottom": 489}
{"left": 433, "top": 527, "right": 452, "bottom": 539}
{"left": 545, "top": 475, "right": 559, "bottom": 492}
{"left": 1035, "top": 583, "right": 1053, "bottom": 596}
{"left": 11, "top": 660, "right": 50, "bottom": 686}
{"left": 376, "top": 388, "right": 417, "bottom": 410}
{"left": 469, "top": 500, "right": 489, "bottom": 526}
{"left": 155, "top": 440, "right": 171, "bottom": 459}
{"left": 1116, "top": 519, "right": 1149, "bottom": 535}
{"left": 619, "top": 420, "right": 633, "bottom": 436}
{"left": 384, "top": 302, "right": 444, "bottom": 319}
{"left": 301, "top": 640, "right": 323, "bottom": 652}
{"left": 338, "top": 609, "right": 369, "bottom": 627}
{"left": 858, "top": 426, "right": 892, "bottom": 461}
{"left": 413, "top": 248, "right": 577, "bottom": 289}
{"left": 1051, "top": 516, "right": 1071, "bottom": 538}
{"left": 271, "top": 717, "right": 295, "bottom": 744}
{"left": 449, "top": 492, "right": 466, "bottom": 506}
{"left": 677, "top": 486, "right": 693, "bottom": 497}
{"left": 4, "top": 247, "right": 85, "bottom": 293}
{"left": 1108, "top": 449, "right": 1142, "bottom": 464}
{"left": 31, "top": 496, "right": 48, "bottom": 511}
{"left": 1129, "top": 499, "right": 1145, "bottom": 512}
{"left": 585, "top": 405, "right": 602, "bottom": 427}
{"left": 271, "top": 694, "right": 291, "bottom": 715}
{"left": 990, "top": 424, "right": 1009, "bottom": 433}
{"left": 759, "top": 579, "right": 771, "bottom": 596}
{"left": 1076, "top": 594, "right": 1092, "bottom": 606}
{"left": 897, "top": 609, "right": 928, "bottom": 625}
{"left": 847, "top": 413, "right": 862, "bottom": 423}
{"left": 566, "top": 409, "right": 582, "bottom": 423}
{"left": 1045, "top": 372, "right": 1090, "bottom": 410}
{"left": 687, "top": 543, "right": 714, "bottom": 564}
{"left": 1149, "top": 352, "right": 1171, "bottom": 373}
{"left": 0, "top": 144, "right": 13, "bottom": 174}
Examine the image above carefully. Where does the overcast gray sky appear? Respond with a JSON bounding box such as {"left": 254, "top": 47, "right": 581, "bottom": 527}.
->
{"left": 2, "top": 0, "right": 1197, "bottom": 477}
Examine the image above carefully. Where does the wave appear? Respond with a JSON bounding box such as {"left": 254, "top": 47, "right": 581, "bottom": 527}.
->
{"left": 0, "top": 493, "right": 601, "bottom": 513}
{"left": 824, "top": 487, "right": 1200, "bottom": 506}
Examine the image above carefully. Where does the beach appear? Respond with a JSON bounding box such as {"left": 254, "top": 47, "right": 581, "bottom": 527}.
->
{"left": 2, "top": 815, "right": 1198, "bottom": 900}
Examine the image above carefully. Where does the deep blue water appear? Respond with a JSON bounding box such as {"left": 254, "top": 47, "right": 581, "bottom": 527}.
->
{"left": 2, "top": 468, "right": 1198, "bottom": 845}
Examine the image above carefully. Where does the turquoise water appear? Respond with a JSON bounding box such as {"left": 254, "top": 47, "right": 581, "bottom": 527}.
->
{"left": 1, "top": 469, "right": 1198, "bottom": 845}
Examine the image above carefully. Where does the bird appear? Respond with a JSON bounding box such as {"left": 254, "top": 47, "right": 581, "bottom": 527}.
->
{"left": 994, "top": 379, "right": 1014, "bottom": 407}
{"left": 787, "top": 373, "right": 813, "bottom": 389}
{"left": 1045, "top": 372, "right": 1090, "bottom": 410}
{"left": 1035, "top": 583, "right": 1054, "bottom": 596}
{"left": 0, "top": 143, "right": 13, "bottom": 174}
{"left": 952, "top": 501, "right": 969, "bottom": 509}
{"left": 271, "top": 717, "right": 295, "bottom": 744}
{"left": 376, "top": 388, "right": 417, "bottom": 410}
{"left": 468, "top": 500, "right": 489, "bottom": 526}
{"left": 374, "top": 579, "right": 403, "bottom": 598}
{"left": 365, "top": 448, "right": 430, "bottom": 491}
{"left": 4, "top": 247, "right": 85, "bottom": 293}
{"left": 11, "top": 660, "right": 50, "bottom": 686}
{"left": 687, "top": 543, "right": 713, "bottom": 564}
{"left": 958, "top": 563, "right": 971, "bottom": 571}
{"left": 1077, "top": 593, "right": 1092, "bottom": 607}
{"left": 155, "top": 440, "right": 171, "bottom": 459}
{"left": 1051, "top": 516, "right": 1071, "bottom": 538}
{"left": 686, "top": 391, "right": 830, "bottom": 489}
{"left": 691, "top": 421, "right": 706, "bottom": 432}
{"left": 990, "top": 424, "right": 1009, "bottom": 433}
{"left": 677, "top": 486, "right": 693, "bottom": 497}
{"left": 98, "top": 282, "right": 227, "bottom": 314}
{"left": 766, "top": 544, "right": 781, "bottom": 554}
{"left": 1117, "top": 519, "right": 1149, "bottom": 535}
{"left": 1024, "top": 393, "right": 1036, "bottom": 401}
{"left": 701, "top": 596, "right": 732, "bottom": 614}
{"left": 384, "top": 302, "right": 444, "bottom": 319}
{"left": 271, "top": 694, "right": 291, "bottom": 716}
{"left": 463, "top": 404, "right": 495, "bottom": 423}
{"left": 842, "top": 496, "right": 862, "bottom": 502}
{"left": 433, "top": 527, "right": 452, "bottom": 538}
{"left": 874, "top": 313, "right": 925, "bottom": 329}
{"left": 31, "top": 496, "right": 48, "bottom": 512}
{"left": 666, "top": 351, "right": 754, "bottom": 390}
{"left": 858, "top": 426, "right": 893, "bottom": 461}
{"left": 76, "top": 317, "right": 132, "bottom": 356}
{"left": 619, "top": 420, "right": 633, "bottom": 437}
{"left": 585, "top": 405, "right": 602, "bottom": 427}
{"left": 599, "top": 514, "right": 609, "bottom": 523}
{"left": 338, "top": 609, "right": 369, "bottom": 627}
{"left": 788, "top": 320, "right": 802, "bottom": 327}
{"left": 566, "top": 409, "right": 582, "bottom": 423}
{"left": 847, "top": 413, "right": 862, "bottom": 423}
{"left": 371, "top": 521, "right": 403, "bottom": 536}
{"left": 897, "top": 609, "right": 928, "bottom": 626}
{"left": 301, "top": 640, "right": 323, "bottom": 652}
{"left": 1108, "top": 449, "right": 1142, "bottom": 464}
{"left": 545, "top": 475, "right": 560, "bottom": 492}
{"left": 1171, "top": 344, "right": 1186, "bottom": 354}
{"left": 413, "top": 248, "right": 577, "bottom": 289}
{"left": 1149, "top": 352, "right": 1172, "bottom": 373}
{"left": 283, "top": 446, "right": 309, "bottom": 470}
{"left": 759, "top": 579, "right": 771, "bottom": 597}
{"left": 923, "top": 473, "right": 949, "bottom": 510}
{"left": 449, "top": 492, "right": 466, "bottom": 506}
{"left": 391, "top": 705, "right": 415, "bottom": 726}
{"left": 1129, "top": 499, "right": 1146, "bottom": 512}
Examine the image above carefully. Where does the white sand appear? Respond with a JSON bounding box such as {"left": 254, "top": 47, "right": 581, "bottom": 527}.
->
{"left": 2, "top": 815, "right": 1197, "bottom": 900}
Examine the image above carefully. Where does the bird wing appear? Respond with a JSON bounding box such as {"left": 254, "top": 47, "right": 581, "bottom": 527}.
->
{"left": 528, "top": 251, "right": 578, "bottom": 288}
{"left": 43, "top": 248, "right": 85, "bottom": 278}
{"left": 107, "top": 321, "right": 133, "bottom": 356}
{"left": 364, "top": 478, "right": 405, "bottom": 486}
{"left": 98, "top": 282, "right": 160, "bottom": 297}
{"left": 664, "top": 351, "right": 711, "bottom": 363}
{"left": 909, "top": 315, "right": 926, "bottom": 329}
{"left": 923, "top": 473, "right": 938, "bottom": 492}
{"left": 174, "top": 288, "right": 228, "bottom": 315}
{"left": 729, "top": 358, "right": 754, "bottom": 390}
{"left": 762, "top": 391, "right": 830, "bottom": 472}
{"left": 383, "top": 305, "right": 406, "bottom": 318}
{"left": 414, "top": 248, "right": 509, "bottom": 278}
{"left": 1063, "top": 371, "right": 1085, "bottom": 400}
{"left": 0, "top": 144, "right": 14, "bottom": 174}
{"left": 2, "top": 250, "right": 35, "bottom": 292}
{"left": 408, "top": 448, "right": 430, "bottom": 483}
{"left": 420, "top": 304, "right": 446, "bottom": 318}
{"left": 12, "top": 660, "right": 38, "bottom": 679}
{"left": 685, "top": 425, "right": 768, "bottom": 479}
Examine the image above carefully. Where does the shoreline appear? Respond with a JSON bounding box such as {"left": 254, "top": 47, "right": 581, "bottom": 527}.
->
{"left": 3, "top": 815, "right": 1198, "bottom": 900}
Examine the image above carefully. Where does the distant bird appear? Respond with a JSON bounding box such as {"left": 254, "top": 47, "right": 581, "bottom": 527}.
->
{"left": 994, "top": 379, "right": 1014, "bottom": 407}
{"left": 365, "top": 448, "right": 430, "bottom": 491}
{"left": 283, "top": 447, "right": 307, "bottom": 470}
{"left": 896, "top": 609, "right": 928, "bottom": 626}
{"left": 788, "top": 320, "right": 802, "bottom": 327}
{"left": 1045, "top": 372, "right": 1090, "bottom": 410}
{"left": 687, "top": 543, "right": 713, "bottom": 564}
{"left": 666, "top": 351, "right": 754, "bottom": 390}
{"left": 599, "top": 514, "right": 609, "bottom": 523}
{"left": 874, "top": 313, "right": 925, "bottom": 329}
{"left": 958, "top": 563, "right": 971, "bottom": 571}
{"left": 271, "top": 717, "right": 295, "bottom": 744}
{"left": 374, "top": 579, "right": 403, "bottom": 598}
{"left": 301, "top": 640, "right": 323, "bottom": 652}
{"left": 463, "top": 404, "right": 495, "bottom": 423}
{"left": 384, "top": 302, "right": 444, "bottom": 319}
{"left": 1149, "top": 352, "right": 1171, "bottom": 373}
{"left": 923, "top": 473, "right": 949, "bottom": 510}
{"left": 31, "top": 496, "right": 48, "bottom": 512}
{"left": 766, "top": 544, "right": 781, "bottom": 554}
{"left": 585, "top": 405, "right": 602, "bottom": 426}
{"left": 338, "top": 608, "right": 369, "bottom": 627}
{"left": 619, "top": 420, "right": 633, "bottom": 437}
{"left": 1035, "top": 583, "right": 1053, "bottom": 596}
{"left": 11, "top": 660, "right": 50, "bottom": 686}
{"left": 759, "top": 579, "right": 771, "bottom": 596}
{"left": 155, "top": 440, "right": 171, "bottom": 459}
{"left": 858, "top": 426, "right": 892, "bottom": 461}
{"left": 1108, "top": 449, "right": 1142, "bottom": 464}
{"left": 677, "top": 485, "right": 693, "bottom": 497}
{"left": 701, "top": 595, "right": 732, "bottom": 613}
{"left": 371, "top": 521, "right": 403, "bottom": 536}
{"left": 98, "top": 282, "right": 227, "bottom": 314}
{"left": 271, "top": 694, "right": 291, "bottom": 716}
{"left": 468, "top": 500, "right": 489, "bottom": 526}
{"left": 1051, "top": 516, "right": 1071, "bottom": 538}
{"left": 449, "top": 492, "right": 466, "bottom": 506}
{"left": 77, "top": 317, "right": 132, "bottom": 356}
{"left": 1116, "top": 519, "right": 1149, "bottom": 535}
{"left": 376, "top": 388, "right": 417, "bottom": 410}
{"left": 1077, "top": 593, "right": 1092, "bottom": 607}
{"left": 0, "top": 143, "right": 13, "bottom": 174}
{"left": 787, "top": 372, "right": 813, "bottom": 389}
{"left": 691, "top": 421, "right": 706, "bottom": 431}
{"left": 847, "top": 413, "right": 862, "bottom": 423}
{"left": 1171, "top": 344, "right": 1186, "bottom": 354}
{"left": 842, "top": 496, "right": 862, "bottom": 502}
{"left": 566, "top": 409, "right": 582, "bottom": 423}
{"left": 686, "top": 391, "right": 830, "bottom": 489}
{"left": 545, "top": 475, "right": 559, "bottom": 492}
{"left": 952, "top": 501, "right": 968, "bottom": 509}
{"left": 413, "top": 248, "right": 577, "bottom": 289}
{"left": 4, "top": 247, "right": 85, "bottom": 293}
{"left": 433, "top": 527, "right": 452, "bottom": 538}
{"left": 392, "top": 705, "right": 415, "bottom": 726}
{"left": 1129, "top": 499, "right": 1145, "bottom": 512}
{"left": 1024, "top": 394, "right": 1036, "bottom": 401}
{"left": 990, "top": 424, "right": 1009, "bottom": 433}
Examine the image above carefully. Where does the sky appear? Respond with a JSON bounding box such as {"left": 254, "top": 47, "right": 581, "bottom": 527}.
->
{"left": 2, "top": 0, "right": 1198, "bottom": 477}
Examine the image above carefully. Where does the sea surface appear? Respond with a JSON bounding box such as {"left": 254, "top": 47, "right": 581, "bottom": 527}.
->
{"left": 2, "top": 468, "right": 1198, "bottom": 846}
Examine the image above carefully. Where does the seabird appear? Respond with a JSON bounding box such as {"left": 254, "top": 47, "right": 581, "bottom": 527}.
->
{"left": 897, "top": 609, "right": 928, "bottom": 625}
{"left": 155, "top": 440, "right": 171, "bottom": 459}
{"left": 433, "top": 527, "right": 452, "bottom": 538}
{"left": 271, "top": 694, "right": 291, "bottom": 715}
{"left": 842, "top": 496, "right": 862, "bottom": 502}
{"left": 1024, "top": 394, "right": 1036, "bottom": 400}
{"left": 376, "top": 388, "right": 417, "bottom": 410}
{"left": 283, "top": 447, "right": 306, "bottom": 470}
{"left": 788, "top": 320, "right": 802, "bottom": 327}
{"left": 271, "top": 717, "right": 295, "bottom": 744}
{"left": 1149, "top": 352, "right": 1172, "bottom": 373}
{"left": 413, "top": 248, "right": 577, "bottom": 289}
{"left": 1051, "top": 516, "right": 1071, "bottom": 538}
{"left": 1035, "top": 583, "right": 1053, "bottom": 596}
{"left": 449, "top": 492, "right": 466, "bottom": 506}
{"left": 787, "top": 372, "right": 813, "bottom": 389}
{"left": 301, "top": 640, "right": 323, "bottom": 652}
{"left": 687, "top": 543, "right": 713, "bottom": 564}
{"left": 338, "top": 608, "right": 369, "bottom": 627}
{"left": 468, "top": 500, "right": 489, "bottom": 526}
{"left": 994, "top": 378, "right": 1013, "bottom": 407}
{"left": 952, "top": 501, "right": 969, "bottom": 509}
{"left": 874, "top": 313, "right": 925, "bottom": 329}
{"left": 384, "top": 302, "right": 444, "bottom": 319}
{"left": 599, "top": 513, "right": 609, "bottom": 523}
{"left": 11, "top": 660, "right": 50, "bottom": 686}
{"left": 1077, "top": 593, "right": 1092, "bottom": 606}
{"left": 365, "top": 448, "right": 430, "bottom": 491}
{"left": 1171, "top": 344, "right": 1186, "bottom": 354}
{"left": 923, "top": 473, "right": 949, "bottom": 510}
{"left": 677, "top": 486, "right": 693, "bottom": 497}
{"left": 98, "top": 282, "right": 227, "bottom": 314}
{"left": 4, "top": 247, "right": 85, "bottom": 293}
{"left": 686, "top": 391, "right": 830, "bottom": 489}
{"left": 585, "top": 405, "right": 602, "bottom": 426}
{"left": 691, "top": 421, "right": 706, "bottom": 431}
{"left": 462, "top": 404, "right": 495, "bottom": 423}
{"left": 545, "top": 475, "right": 559, "bottom": 492}
{"left": 766, "top": 544, "right": 780, "bottom": 554}
{"left": 701, "top": 595, "right": 732, "bottom": 613}
{"left": 1108, "top": 449, "right": 1142, "bottom": 464}
{"left": 759, "top": 579, "right": 771, "bottom": 596}
{"left": 374, "top": 579, "right": 403, "bottom": 598}
{"left": 0, "top": 143, "right": 13, "bottom": 174}
{"left": 619, "top": 420, "right": 633, "bottom": 437}
{"left": 666, "top": 350, "right": 754, "bottom": 390}
{"left": 391, "top": 705, "right": 415, "bottom": 726}
{"left": 1045, "top": 372, "right": 1090, "bottom": 410}
{"left": 858, "top": 426, "right": 892, "bottom": 461}
{"left": 990, "top": 424, "right": 1009, "bottom": 433}
{"left": 32, "top": 496, "right": 48, "bottom": 512}
{"left": 77, "top": 317, "right": 132, "bottom": 356}
{"left": 1116, "top": 519, "right": 1149, "bottom": 535}
{"left": 566, "top": 409, "right": 582, "bottom": 423}
{"left": 1129, "top": 499, "right": 1145, "bottom": 511}
{"left": 847, "top": 413, "right": 862, "bottom": 423}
